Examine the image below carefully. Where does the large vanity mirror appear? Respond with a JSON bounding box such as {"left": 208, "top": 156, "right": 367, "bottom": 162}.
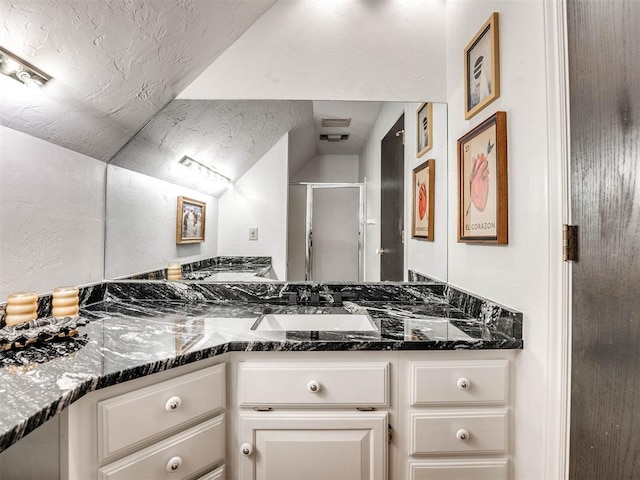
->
{"left": 104, "top": 99, "right": 448, "bottom": 283}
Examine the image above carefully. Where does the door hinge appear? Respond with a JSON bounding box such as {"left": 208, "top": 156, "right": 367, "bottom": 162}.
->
{"left": 395, "top": 129, "right": 405, "bottom": 145}
{"left": 388, "top": 424, "right": 393, "bottom": 444}
{"left": 563, "top": 224, "right": 578, "bottom": 262}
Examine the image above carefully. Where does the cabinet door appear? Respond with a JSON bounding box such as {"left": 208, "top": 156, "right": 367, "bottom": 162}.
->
{"left": 238, "top": 412, "right": 388, "bottom": 480}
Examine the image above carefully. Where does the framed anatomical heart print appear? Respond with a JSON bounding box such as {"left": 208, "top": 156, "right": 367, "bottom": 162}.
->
{"left": 412, "top": 159, "right": 435, "bottom": 240}
{"left": 457, "top": 111, "right": 508, "bottom": 244}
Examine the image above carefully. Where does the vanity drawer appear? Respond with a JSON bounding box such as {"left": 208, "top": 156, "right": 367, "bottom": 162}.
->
{"left": 238, "top": 361, "right": 389, "bottom": 407}
{"left": 408, "top": 459, "right": 508, "bottom": 480}
{"left": 410, "top": 409, "right": 508, "bottom": 455}
{"left": 197, "top": 465, "right": 225, "bottom": 480}
{"left": 410, "top": 360, "right": 508, "bottom": 406}
{"left": 98, "top": 415, "right": 224, "bottom": 480}
{"left": 98, "top": 363, "right": 225, "bottom": 461}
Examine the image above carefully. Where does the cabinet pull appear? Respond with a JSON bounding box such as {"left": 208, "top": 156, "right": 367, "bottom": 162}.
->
{"left": 457, "top": 377, "right": 471, "bottom": 390}
{"left": 240, "top": 443, "right": 254, "bottom": 456}
{"left": 307, "top": 380, "right": 321, "bottom": 393}
{"left": 165, "top": 396, "right": 182, "bottom": 412}
{"left": 456, "top": 428, "right": 470, "bottom": 441}
{"left": 165, "top": 456, "right": 182, "bottom": 473}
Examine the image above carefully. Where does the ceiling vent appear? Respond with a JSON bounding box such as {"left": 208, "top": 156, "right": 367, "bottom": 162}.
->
{"left": 319, "top": 134, "right": 350, "bottom": 142}
{"left": 321, "top": 118, "right": 351, "bottom": 128}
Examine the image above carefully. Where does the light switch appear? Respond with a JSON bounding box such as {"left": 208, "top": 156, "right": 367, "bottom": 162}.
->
{"left": 249, "top": 227, "right": 258, "bottom": 241}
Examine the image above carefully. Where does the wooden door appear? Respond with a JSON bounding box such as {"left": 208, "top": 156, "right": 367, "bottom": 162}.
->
{"left": 238, "top": 412, "right": 388, "bottom": 480}
{"left": 567, "top": 0, "right": 640, "bottom": 477}
{"left": 380, "top": 114, "right": 405, "bottom": 281}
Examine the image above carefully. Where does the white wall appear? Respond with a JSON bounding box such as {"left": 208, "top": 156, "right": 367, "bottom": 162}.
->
{"left": 217, "top": 134, "right": 289, "bottom": 280}
{"left": 178, "top": 0, "right": 447, "bottom": 102}
{"left": 405, "top": 103, "right": 449, "bottom": 282}
{"left": 445, "top": 2, "right": 551, "bottom": 479}
{"left": 0, "top": 125, "right": 105, "bottom": 299}
{"left": 104, "top": 165, "right": 219, "bottom": 279}
{"left": 291, "top": 154, "right": 359, "bottom": 183}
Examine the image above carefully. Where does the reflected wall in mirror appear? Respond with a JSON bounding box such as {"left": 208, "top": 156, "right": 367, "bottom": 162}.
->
{"left": 105, "top": 100, "right": 448, "bottom": 283}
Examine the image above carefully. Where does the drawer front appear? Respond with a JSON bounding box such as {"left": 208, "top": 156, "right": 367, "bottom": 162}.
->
{"left": 98, "top": 415, "right": 224, "bottom": 480}
{"left": 238, "top": 362, "right": 389, "bottom": 407}
{"left": 411, "top": 360, "right": 508, "bottom": 406}
{"left": 98, "top": 363, "right": 225, "bottom": 461}
{"left": 409, "top": 459, "right": 507, "bottom": 480}
{"left": 410, "top": 409, "right": 508, "bottom": 455}
{"left": 197, "top": 465, "right": 225, "bottom": 480}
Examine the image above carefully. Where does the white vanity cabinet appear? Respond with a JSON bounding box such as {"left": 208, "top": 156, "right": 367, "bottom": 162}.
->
{"left": 62, "top": 359, "right": 227, "bottom": 480}
{"left": 231, "top": 357, "right": 392, "bottom": 480}
{"left": 398, "top": 355, "right": 512, "bottom": 480}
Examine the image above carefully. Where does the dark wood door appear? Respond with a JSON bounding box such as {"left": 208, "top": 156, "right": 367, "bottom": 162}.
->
{"left": 568, "top": 0, "right": 640, "bottom": 478}
{"left": 380, "top": 114, "right": 404, "bottom": 281}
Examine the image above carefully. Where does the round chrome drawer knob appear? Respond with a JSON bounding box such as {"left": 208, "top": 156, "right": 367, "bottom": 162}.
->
{"left": 457, "top": 377, "right": 471, "bottom": 390}
{"left": 307, "top": 380, "right": 321, "bottom": 393}
{"left": 165, "top": 396, "right": 182, "bottom": 411}
{"left": 456, "top": 429, "right": 470, "bottom": 442}
{"left": 166, "top": 456, "right": 182, "bottom": 473}
{"left": 241, "top": 443, "right": 254, "bottom": 456}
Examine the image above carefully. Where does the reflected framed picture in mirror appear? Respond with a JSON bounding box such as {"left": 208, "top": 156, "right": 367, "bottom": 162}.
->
{"left": 457, "top": 111, "right": 508, "bottom": 244}
{"left": 176, "top": 196, "right": 206, "bottom": 244}
{"left": 464, "top": 12, "right": 500, "bottom": 120}
{"left": 416, "top": 102, "right": 433, "bottom": 157}
{"left": 411, "top": 159, "right": 435, "bottom": 240}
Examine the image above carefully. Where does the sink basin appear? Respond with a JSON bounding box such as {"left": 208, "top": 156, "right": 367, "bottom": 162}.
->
{"left": 252, "top": 313, "right": 377, "bottom": 332}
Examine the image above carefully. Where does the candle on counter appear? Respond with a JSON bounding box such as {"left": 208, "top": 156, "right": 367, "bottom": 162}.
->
{"left": 52, "top": 286, "right": 80, "bottom": 319}
{"left": 167, "top": 262, "right": 182, "bottom": 281}
{"left": 5, "top": 291, "right": 38, "bottom": 326}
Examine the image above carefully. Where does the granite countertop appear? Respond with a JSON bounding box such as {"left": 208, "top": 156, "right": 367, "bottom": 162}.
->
{"left": 0, "top": 280, "right": 522, "bottom": 453}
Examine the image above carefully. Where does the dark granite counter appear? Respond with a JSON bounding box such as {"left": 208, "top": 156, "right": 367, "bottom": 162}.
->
{"left": 0, "top": 280, "right": 522, "bottom": 453}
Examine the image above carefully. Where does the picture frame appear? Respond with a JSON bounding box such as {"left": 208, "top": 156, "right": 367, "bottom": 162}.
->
{"left": 176, "top": 196, "right": 206, "bottom": 244}
{"left": 411, "top": 159, "right": 435, "bottom": 240}
{"left": 464, "top": 12, "right": 500, "bottom": 120}
{"left": 416, "top": 102, "right": 433, "bottom": 158}
{"left": 457, "top": 111, "right": 508, "bottom": 244}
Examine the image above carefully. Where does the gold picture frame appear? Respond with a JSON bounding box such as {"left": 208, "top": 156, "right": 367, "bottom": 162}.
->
{"left": 464, "top": 12, "right": 500, "bottom": 120}
{"left": 176, "top": 196, "right": 206, "bottom": 244}
{"left": 411, "top": 159, "right": 435, "bottom": 240}
{"left": 457, "top": 111, "right": 508, "bottom": 244}
{"left": 416, "top": 102, "right": 433, "bottom": 158}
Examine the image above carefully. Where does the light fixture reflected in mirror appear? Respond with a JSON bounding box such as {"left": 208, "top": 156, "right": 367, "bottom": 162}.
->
{"left": 0, "top": 46, "right": 51, "bottom": 90}
{"left": 178, "top": 155, "right": 232, "bottom": 186}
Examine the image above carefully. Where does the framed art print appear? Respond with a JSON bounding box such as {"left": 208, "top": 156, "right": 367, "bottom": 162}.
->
{"left": 416, "top": 102, "right": 433, "bottom": 157}
{"left": 176, "top": 196, "right": 206, "bottom": 244}
{"left": 412, "top": 159, "right": 435, "bottom": 240}
{"left": 464, "top": 12, "right": 500, "bottom": 120}
{"left": 457, "top": 111, "right": 508, "bottom": 244}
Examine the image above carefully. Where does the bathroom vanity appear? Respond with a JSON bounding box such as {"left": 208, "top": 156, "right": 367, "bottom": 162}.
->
{"left": 0, "top": 281, "right": 522, "bottom": 479}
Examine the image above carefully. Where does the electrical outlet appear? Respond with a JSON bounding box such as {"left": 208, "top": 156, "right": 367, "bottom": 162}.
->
{"left": 249, "top": 227, "right": 258, "bottom": 241}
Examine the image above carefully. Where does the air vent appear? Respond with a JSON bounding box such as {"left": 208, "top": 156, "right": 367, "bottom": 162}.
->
{"left": 321, "top": 118, "right": 351, "bottom": 128}
{"left": 319, "top": 134, "right": 350, "bottom": 142}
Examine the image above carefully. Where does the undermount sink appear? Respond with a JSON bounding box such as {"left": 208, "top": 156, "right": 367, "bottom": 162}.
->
{"left": 252, "top": 313, "right": 377, "bottom": 332}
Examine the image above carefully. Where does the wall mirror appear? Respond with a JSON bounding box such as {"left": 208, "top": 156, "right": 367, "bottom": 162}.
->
{"left": 104, "top": 99, "right": 448, "bottom": 283}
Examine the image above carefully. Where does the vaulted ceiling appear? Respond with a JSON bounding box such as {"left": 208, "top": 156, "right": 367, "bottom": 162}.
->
{"left": 0, "top": 0, "right": 276, "bottom": 161}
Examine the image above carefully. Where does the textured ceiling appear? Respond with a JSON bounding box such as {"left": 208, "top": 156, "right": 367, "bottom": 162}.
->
{"left": 0, "top": 0, "right": 276, "bottom": 161}
{"left": 110, "top": 99, "right": 314, "bottom": 197}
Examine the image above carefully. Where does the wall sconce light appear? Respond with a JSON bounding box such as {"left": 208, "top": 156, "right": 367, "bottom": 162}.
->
{"left": 178, "top": 155, "right": 232, "bottom": 185}
{"left": 0, "top": 46, "right": 51, "bottom": 90}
